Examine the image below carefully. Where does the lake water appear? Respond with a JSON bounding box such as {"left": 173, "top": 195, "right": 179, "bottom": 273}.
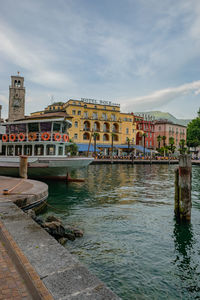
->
{"left": 41, "top": 164, "right": 200, "bottom": 300}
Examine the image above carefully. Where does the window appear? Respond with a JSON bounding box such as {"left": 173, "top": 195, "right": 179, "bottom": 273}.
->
{"left": 74, "top": 133, "right": 78, "bottom": 139}
{"left": 34, "top": 145, "right": 43, "bottom": 156}
{"left": 126, "top": 128, "right": 129, "bottom": 134}
{"left": 111, "top": 114, "right": 116, "bottom": 121}
{"left": 72, "top": 110, "right": 76, "bottom": 115}
{"left": 102, "top": 113, "right": 107, "bottom": 120}
{"left": 28, "top": 123, "right": 39, "bottom": 132}
{"left": 146, "top": 133, "right": 148, "bottom": 137}
{"left": 93, "top": 112, "right": 98, "bottom": 119}
{"left": 7, "top": 145, "right": 14, "bottom": 156}
{"left": 84, "top": 112, "right": 88, "bottom": 118}
{"left": 53, "top": 122, "right": 61, "bottom": 132}
{"left": 46, "top": 145, "right": 56, "bottom": 155}
{"left": 24, "top": 145, "right": 33, "bottom": 156}
{"left": 58, "top": 146, "right": 63, "bottom": 156}
{"left": 146, "top": 141, "right": 148, "bottom": 147}
{"left": 75, "top": 121, "right": 78, "bottom": 128}
{"left": 78, "top": 111, "right": 81, "bottom": 115}
{"left": 133, "top": 129, "right": 134, "bottom": 133}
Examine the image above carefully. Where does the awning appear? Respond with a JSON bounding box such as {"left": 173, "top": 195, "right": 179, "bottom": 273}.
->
{"left": 114, "top": 144, "right": 153, "bottom": 154}
{"left": 76, "top": 143, "right": 99, "bottom": 152}
{"left": 96, "top": 144, "right": 112, "bottom": 148}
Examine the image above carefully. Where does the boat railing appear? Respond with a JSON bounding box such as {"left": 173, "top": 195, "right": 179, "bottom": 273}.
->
{"left": 2, "top": 132, "right": 70, "bottom": 143}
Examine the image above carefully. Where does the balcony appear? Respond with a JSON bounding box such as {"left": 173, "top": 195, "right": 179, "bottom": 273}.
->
{"left": 83, "top": 127, "right": 90, "bottom": 132}
{"left": 2, "top": 132, "right": 70, "bottom": 143}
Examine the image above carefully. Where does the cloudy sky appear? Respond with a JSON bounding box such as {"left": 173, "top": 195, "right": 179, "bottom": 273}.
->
{"left": 0, "top": 0, "right": 200, "bottom": 119}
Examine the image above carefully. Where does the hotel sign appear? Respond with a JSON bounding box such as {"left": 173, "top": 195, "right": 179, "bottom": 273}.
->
{"left": 81, "top": 98, "right": 120, "bottom": 107}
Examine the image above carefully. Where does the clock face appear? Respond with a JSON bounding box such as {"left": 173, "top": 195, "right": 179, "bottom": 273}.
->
{"left": 13, "top": 98, "right": 21, "bottom": 107}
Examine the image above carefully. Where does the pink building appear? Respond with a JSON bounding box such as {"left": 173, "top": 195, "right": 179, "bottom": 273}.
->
{"left": 154, "top": 120, "right": 187, "bottom": 149}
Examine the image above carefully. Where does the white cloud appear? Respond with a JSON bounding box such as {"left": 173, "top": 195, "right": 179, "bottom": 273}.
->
{"left": 122, "top": 80, "right": 200, "bottom": 112}
{"left": 0, "top": 22, "right": 74, "bottom": 89}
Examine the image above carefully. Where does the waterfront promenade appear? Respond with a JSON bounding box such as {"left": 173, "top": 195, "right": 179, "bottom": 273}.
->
{"left": 0, "top": 176, "right": 120, "bottom": 300}
{"left": 92, "top": 158, "right": 200, "bottom": 165}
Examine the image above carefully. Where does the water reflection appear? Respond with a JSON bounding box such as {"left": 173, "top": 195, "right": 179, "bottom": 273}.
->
{"left": 173, "top": 221, "right": 200, "bottom": 298}
{"left": 41, "top": 164, "right": 200, "bottom": 300}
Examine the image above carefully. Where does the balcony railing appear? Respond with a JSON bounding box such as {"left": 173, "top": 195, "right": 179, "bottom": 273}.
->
{"left": 2, "top": 132, "right": 70, "bottom": 143}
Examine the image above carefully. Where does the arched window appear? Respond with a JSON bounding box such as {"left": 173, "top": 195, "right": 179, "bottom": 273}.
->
{"left": 75, "top": 121, "right": 78, "bottom": 128}
{"left": 83, "top": 132, "right": 90, "bottom": 140}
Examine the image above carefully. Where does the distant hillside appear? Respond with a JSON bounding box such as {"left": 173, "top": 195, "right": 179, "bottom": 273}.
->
{"left": 136, "top": 111, "right": 191, "bottom": 126}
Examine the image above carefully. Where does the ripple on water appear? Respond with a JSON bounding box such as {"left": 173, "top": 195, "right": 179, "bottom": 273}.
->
{"left": 42, "top": 164, "right": 200, "bottom": 300}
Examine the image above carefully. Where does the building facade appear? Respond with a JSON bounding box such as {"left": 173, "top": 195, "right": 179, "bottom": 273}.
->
{"left": 135, "top": 116, "right": 155, "bottom": 149}
{"left": 8, "top": 75, "right": 25, "bottom": 122}
{"left": 32, "top": 98, "right": 141, "bottom": 155}
{"left": 154, "top": 120, "right": 187, "bottom": 149}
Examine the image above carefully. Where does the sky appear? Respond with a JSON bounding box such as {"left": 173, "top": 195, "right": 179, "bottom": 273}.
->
{"left": 0, "top": 0, "right": 200, "bottom": 120}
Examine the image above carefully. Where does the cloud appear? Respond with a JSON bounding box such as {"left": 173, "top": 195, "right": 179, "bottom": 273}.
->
{"left": 121, "top": 80, "right": 200, "bottom": 112}
{"left": 0, "top": 22, "right": 74, "bottom": 89}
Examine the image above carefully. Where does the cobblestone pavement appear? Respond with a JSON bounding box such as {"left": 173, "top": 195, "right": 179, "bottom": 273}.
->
{"left": 0, "top": 241, "right": 31, "bottom": 300}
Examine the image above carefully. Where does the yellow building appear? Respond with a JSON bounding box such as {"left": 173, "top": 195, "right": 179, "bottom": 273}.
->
{"left": 31, "top": 98, "right": 140, "bottom": 155}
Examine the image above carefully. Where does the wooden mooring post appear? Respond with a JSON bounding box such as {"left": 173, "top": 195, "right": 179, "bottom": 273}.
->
{"left": 174, "top": 154, "right": 192, "bottom": 222}
{"left": 19, "top": 155, "right": 28, "bottom": 179}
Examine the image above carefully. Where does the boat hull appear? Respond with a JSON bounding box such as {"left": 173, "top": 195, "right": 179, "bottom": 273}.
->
{"left": 0, "top": 157, "right": 93, "bottom": 178}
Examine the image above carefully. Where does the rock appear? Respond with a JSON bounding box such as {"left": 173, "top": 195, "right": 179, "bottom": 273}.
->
{"left": 34, "top": 216, "right": 44, "bottom": 226}
{"left": 58, "top": 237, "right": 67, "bottom": 245}
{"left": 73, "top": 228, "right": 84, "bottom": 237}
{"left": 43, "top": 221, "right": 65, "bottom": 238}
{"left": 26, "top": 209, "right": 36, "bottom": 219}
{"left": 45, "top": 215, "right": 62, "bottom": 224}
{"left": 64, "top": 229, "right": 76, "bottom": 241}
{"left": 14, "top": 197, "right": 27, "bottom": 208}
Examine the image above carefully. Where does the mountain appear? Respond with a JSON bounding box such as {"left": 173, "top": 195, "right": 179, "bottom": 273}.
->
{"left": 135, "top": 111, "right": 191, "bottom": 126}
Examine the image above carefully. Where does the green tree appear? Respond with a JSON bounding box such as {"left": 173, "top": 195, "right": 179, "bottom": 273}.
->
{"left": 168, "top": 137, "right": 175, "bottom": 153}
{"left": 65, "top": 142, "right": 78, "bottom": 156}
{"left": 126, "top": 137, "right": 130, "bottom": 154}
{"left": 157, "top": 135, "right": 162, "bottom": 149}
{"left": 187, "top": 110, "right": 200, "bottom": 148}
{"left": 179, "top": 139, "right": 187, "bottom": 154}
{"left": 162, "top": 135, "right": 166, "bottom": 147}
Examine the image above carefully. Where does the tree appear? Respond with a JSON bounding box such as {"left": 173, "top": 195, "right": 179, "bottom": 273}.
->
{"left": 187, "top": 111, "right": 200, "bottom": 148}
{"left": 168, "top": 137, "right": 175, "bottom": 153}
{"left": 157, "top": 135, "right": 162, "bottom": 149}
{"left": 65, "top": 142, "right": 78, "bottom": 156}
{"left": 162, "top": 136, "right": 166, "bottom": 147}
{"left": 126, "top": 137, "right": 130, "bottom": 154}
{"left": 179, "top": 139, "right": 187, "bottom": 154}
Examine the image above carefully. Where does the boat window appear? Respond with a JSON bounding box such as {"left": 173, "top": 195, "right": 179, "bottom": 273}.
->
{"left": 46, "top": 145, "right": 56, "bottom": 155}
{"left": 24, "top": 145, "right": 32, "bottom": 156}
{"left": 18, "top": 124, "right": 26, "bottom": 132}
{"left": 7, "top": 145, "right": 14, "bottom": 156}
{"left": 1, "top": 146, "right": 6, "bottom": 155}
{"left": 58, "top": 146, "right": 63, "bottom": 156}
{"left": 15, "top": 145, "right": 22, "bottom": 156}
{"left": 62, "top": 122, "right": 67, "bottom": 133}
{"left": 28, "top": 123, "right": 39, "bottom": 132}
{"left": 34, "top": 145, "right": 44, "bottom": 156}
{"left": 53, "top": 122, "right": 61, "bottom": 132}
{"left": 40, "top": 122, "right": 51, "bottom": 132}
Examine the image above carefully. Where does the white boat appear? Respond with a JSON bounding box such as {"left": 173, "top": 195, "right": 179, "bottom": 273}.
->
{"left": 0, "top": 113, "right": 93, "bottom": 178}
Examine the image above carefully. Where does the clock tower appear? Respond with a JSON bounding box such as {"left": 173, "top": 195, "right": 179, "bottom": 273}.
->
{"left": 8, "top": 74, "right": 25, "bottom": 121}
